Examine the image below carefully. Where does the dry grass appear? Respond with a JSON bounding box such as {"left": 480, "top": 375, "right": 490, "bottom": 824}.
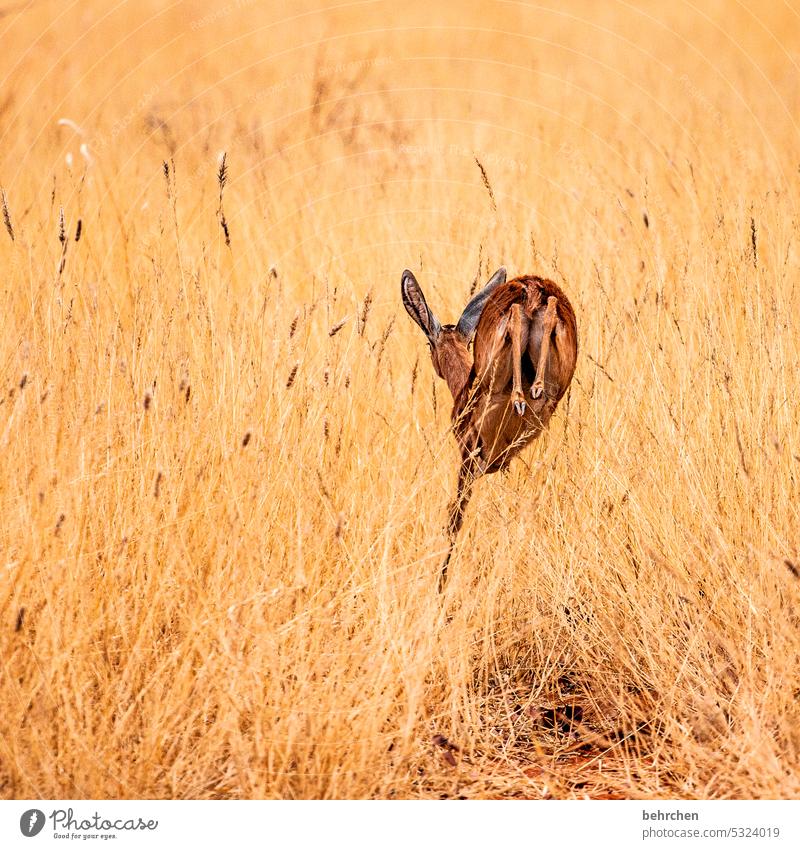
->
{"left": 1, "top": 0, "right": 800, "bottom": 800}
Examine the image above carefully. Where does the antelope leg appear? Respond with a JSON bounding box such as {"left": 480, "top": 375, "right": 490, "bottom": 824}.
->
{"left": 440, "top": 460, "right": 476, "bottom": 591}
{"left": 509, "top": 303, "right": 526, "bottom": 416}
{"left": 531, "top": 296, "right": 558, "bottom": 400}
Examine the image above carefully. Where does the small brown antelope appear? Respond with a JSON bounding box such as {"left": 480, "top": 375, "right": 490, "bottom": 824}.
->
{"left": 402, "top": 267, "right": 578, "bottom": 589}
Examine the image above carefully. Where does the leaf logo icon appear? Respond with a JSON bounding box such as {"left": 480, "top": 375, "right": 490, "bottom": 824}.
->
{"left": 19, "top": 809, "right": 46, "bottom": 837}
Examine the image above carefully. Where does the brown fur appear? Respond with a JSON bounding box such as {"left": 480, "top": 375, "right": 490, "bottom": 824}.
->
{"left": 458, "top": 276, "right": 577, "bottom": 427}
{"left": 402, "top": 269, "right": 578, "bottom": 589}
{"left": 430, "top": 328, "right": 473, "bottom": 401}
{"left": 442, "top": 276, "right": 578, "bottom": 588}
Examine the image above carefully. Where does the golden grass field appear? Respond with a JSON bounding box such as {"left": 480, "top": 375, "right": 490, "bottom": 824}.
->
{"left": 1, "top": 0, "right": 800, "bottom": 800}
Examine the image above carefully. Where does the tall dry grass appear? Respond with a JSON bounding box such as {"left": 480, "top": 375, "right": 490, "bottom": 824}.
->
{"left": 1, "top": 0, "right": 799, "bottom": 799}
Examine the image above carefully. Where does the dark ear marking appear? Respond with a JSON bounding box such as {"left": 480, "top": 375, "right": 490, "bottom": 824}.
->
{"left": 401, "top": 269, "right": 441, "bottom": 343}
{"left": 456, "top": 266, "right": 506, "bottom": 340}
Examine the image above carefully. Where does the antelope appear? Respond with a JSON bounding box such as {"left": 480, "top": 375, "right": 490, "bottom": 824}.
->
{"left": 401, "top": 267, "right": 578, "bottom": 589}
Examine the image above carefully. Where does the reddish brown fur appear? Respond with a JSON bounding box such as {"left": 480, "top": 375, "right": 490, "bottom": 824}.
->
{"left": 402, "top": 267, "right": 578, "bottom": 589}
{"left": 464, "top": 276, "right": 577, "bottom": 405}
{"left": 440, "top": 275, "right": 578, "bottom": 588}
{"left": 430, "top": 328, "right": 473, "bottom": 401}
{"left": 452, "top": 276, "right": 577, "bottom": 469}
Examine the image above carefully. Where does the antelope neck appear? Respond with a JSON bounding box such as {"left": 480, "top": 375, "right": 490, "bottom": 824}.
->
{"left": 438, "top": 341, "right": 472, "bottom": 401}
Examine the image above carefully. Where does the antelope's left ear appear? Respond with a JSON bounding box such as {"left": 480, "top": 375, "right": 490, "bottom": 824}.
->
{"left": 401, "top": 269, "right": 441, "bottom": 344}
{"left": 456, "top": 266, "right": 506, "bottom": 340}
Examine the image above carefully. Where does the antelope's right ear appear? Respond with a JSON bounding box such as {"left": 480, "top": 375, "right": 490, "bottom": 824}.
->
{"left": 401, "top": 269, "right": 441, "bottom": 344}
{"left": 456, "top": 266, "right": 506, "bottom": 341}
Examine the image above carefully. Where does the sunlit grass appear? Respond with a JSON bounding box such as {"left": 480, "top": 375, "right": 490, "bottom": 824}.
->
{"left": 1, "top": 0, "right": 799, "bottom": 799}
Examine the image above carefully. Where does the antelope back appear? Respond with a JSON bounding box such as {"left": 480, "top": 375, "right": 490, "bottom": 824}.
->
{"left": 524, "top": 276, "right": 578, "bottom": 403}
{"left": 471, "top": 276, "right": 577, "bottom": 401}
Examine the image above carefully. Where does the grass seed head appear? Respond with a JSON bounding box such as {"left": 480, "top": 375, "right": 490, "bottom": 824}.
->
{"left": 474, "top": 156, "right": 497, "bottom": 212}
{"left": 328, "top": 318, "right": 347, "bottom": 337}
{"left": 1, "top": 187, "right": 14, "bottom": 241}
{"left": 359, "top": 291, "right": 373, "bottom": 335}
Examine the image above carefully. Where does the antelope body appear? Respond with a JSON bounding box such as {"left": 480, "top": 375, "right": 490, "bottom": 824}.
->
{"left": 401, "top": 267, "right": 578, "bottom": 588}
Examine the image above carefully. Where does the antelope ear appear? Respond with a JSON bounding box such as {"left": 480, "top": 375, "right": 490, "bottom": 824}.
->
{"left": 456, "top": 266, "right": 506, "bottom": 340}
{"left": 401, "top": 269, "right": 441, "bottom": 343}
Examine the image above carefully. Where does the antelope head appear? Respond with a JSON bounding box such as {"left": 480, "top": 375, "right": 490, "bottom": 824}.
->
{"left": 401, "top": 267, "right": 506, "bottom": 401}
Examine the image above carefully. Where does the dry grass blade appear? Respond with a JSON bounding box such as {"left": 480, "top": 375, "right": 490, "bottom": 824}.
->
{"left": 1, "top": 186, "right": 14, "bottom": 240}
{"left": 359, "top": 290, "right": 372, "bottom": 336}
{"left": 57, "top": 206, "right": 67, "bottom": 274}
{"left": 217, "top": 151, "right": 228, "bottom": 193}
{"left": 217, "top": 151, "right": 231, "bottom": 246}
{"left": 474, "top": 156, "right": 497, "bottom": 212}
{"left": 328, "top": 317, "right": 348, "bottom": 337}
{"left": 1, "top": 0, "right": 798, "bottom": 804}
